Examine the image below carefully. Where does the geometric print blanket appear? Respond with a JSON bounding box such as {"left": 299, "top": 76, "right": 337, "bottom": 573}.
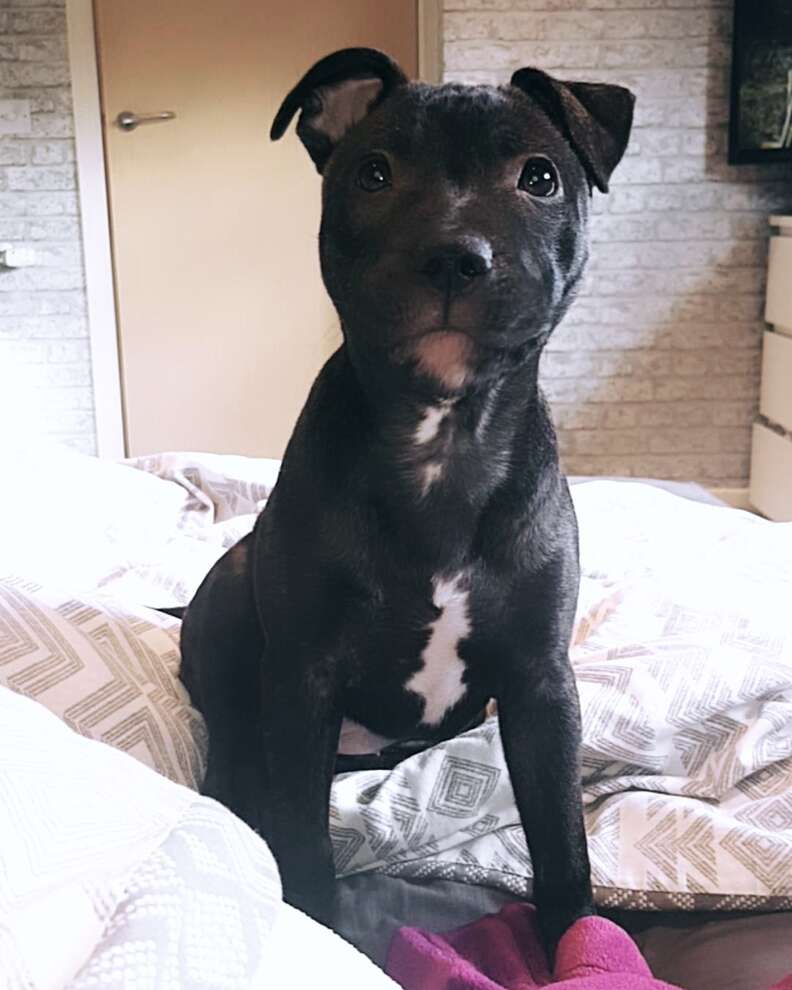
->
{"left": 108, "top": 455, "right": 792, "bottom": 911}
{"left": 3, "top": 448, "right": 791, "bottom": 916}
{"left": 330, "top": 482, "right": 792, "bottom": 912}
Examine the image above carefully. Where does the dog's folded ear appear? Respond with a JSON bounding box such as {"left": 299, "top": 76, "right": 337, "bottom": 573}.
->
{"left": 271, "top": 48, "right": 408, "bottom": 173}
{"left": 510, "top": 68, "right": 635, "bottom": 193}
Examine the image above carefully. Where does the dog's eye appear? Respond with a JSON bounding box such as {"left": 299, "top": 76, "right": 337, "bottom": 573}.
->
{"left": 358, "top": 156, "right": 392, "bottom": 192}
{"left": 518, "top": 157, "right": 559, "bottom": 198}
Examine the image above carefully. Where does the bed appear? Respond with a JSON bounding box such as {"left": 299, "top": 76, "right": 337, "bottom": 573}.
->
{"left": 1, "top": 443, "right": 791, "bottom": 989}
{"left": 0, "top": 685, "right": 397, "bottom": 989}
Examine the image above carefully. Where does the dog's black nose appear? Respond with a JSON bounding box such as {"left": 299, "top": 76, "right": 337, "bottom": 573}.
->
{"left": 419, "top": 238, "right": 493, "bottom": 294}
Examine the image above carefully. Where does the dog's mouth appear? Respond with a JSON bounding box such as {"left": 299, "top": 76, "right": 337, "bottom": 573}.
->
{"left": 395, "top": 329, "right": 475, "bottom": 393}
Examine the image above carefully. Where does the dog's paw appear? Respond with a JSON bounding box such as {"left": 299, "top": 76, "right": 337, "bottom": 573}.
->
{"left": 537, "top": 902, "right": 596, "bottom": 969}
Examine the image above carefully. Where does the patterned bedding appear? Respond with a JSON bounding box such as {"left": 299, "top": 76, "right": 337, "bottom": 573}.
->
{"left": 1, "top": 445, "right": 791, "bottom": 922}
{"left": 0, "top": 686, "right": 396, "bottom": 989}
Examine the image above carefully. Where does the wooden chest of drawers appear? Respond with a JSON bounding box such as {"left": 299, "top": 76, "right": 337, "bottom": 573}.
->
{"left": 750, "top": 216, "right": 792, "bottom": 521}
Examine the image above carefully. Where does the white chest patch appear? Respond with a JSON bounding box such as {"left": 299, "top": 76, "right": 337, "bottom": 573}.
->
{"left": 421, "top": 461, "right": 444, "bottom": 495}
{"left": 414, "top": 400, "right": 455, "bottom": 495}
{"left": 414, "top": 401, "right": 452, "bottom": 446}
{"left": 406, "top": 573, "right": 471, "bottom": 726}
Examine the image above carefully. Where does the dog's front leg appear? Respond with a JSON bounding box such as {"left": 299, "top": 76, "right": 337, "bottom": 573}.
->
{"left": 497, "top": 654, "right": 593, "bottom": 961}
{"left": 257, "top": 650, "right": 342, "bottom": 925}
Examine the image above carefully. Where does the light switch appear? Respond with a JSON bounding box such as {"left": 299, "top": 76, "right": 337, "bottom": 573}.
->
{"left": 0, "top": 247, "right": 37, "bottom": 268}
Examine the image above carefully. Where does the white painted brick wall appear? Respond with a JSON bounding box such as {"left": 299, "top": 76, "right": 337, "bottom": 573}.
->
{"left": 0, "top": 0, "right": 94, "bottom": 455}
{"left": 445, "top": 0, "right": 792, "bottom": 486}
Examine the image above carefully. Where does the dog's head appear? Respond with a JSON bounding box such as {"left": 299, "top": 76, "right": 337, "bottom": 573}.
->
{"left": 272, "top": 49, "right": 634, "bottom": 398}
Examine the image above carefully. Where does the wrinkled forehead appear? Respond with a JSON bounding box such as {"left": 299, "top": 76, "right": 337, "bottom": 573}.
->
{"left": 351, "top": 82, "right": 572, "bottom": 181}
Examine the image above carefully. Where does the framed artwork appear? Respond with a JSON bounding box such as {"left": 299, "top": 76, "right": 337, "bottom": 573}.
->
{"left": 729, "top": 0, "right": 792, "bottom": 164}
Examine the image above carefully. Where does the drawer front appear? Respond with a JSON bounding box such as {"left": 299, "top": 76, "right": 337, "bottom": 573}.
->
{"left": 766, "top": 236, "right": 792, "bottom": 333}
{"left": 750, "top": 422, "right": 792, "bottom": 522}
{"left": 760, "top": 330, "right": 792, "bottom": 433}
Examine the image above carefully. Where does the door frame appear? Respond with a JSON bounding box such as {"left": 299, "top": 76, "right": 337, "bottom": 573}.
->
{"left": 67, "top": 0, "right": 443, "bottom": 458}
{"left": 66, "top": 0, "right": 125, "bottom": 458}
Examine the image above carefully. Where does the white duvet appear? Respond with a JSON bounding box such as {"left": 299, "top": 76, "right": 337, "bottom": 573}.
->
{"left": 0, "top": 684, "right": 397, "bottom": 989}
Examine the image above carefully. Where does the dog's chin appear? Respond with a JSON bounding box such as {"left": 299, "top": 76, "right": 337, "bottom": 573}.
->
{"left": 397, "top": 330, "right": 475, "bottom": 395}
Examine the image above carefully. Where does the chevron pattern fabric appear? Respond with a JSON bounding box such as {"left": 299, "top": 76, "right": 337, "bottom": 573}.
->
{"left": 0, "top": 574, "right": 207, "bottom": 788}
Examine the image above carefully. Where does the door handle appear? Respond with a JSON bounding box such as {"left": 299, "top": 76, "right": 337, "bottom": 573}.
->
{"left": 115, "top": 110, "right": 176, "bottom": 132}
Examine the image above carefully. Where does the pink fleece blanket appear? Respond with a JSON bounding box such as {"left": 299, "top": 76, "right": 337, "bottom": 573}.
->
{"left": 386, "top": 903, "right": 792, "bottom": 990}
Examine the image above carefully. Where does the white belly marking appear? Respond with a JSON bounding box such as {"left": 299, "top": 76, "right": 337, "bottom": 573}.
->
{"left": 406, "top": 573, "right": 470, "bottom": 726}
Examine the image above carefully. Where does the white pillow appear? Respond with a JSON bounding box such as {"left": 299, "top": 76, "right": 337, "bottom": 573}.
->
{"left": 0, "top": 446, "right": 280, "bottom": 606}
{"left": 0, "top": 444, "right": 199, "bottom": 592}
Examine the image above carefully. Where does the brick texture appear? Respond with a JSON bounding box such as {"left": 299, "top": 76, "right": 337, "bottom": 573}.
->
{"left": 445, "top": 0, "right": 792, "bottom": 486}
{"left": 0, "top": 0, "right": 94, "bottom": 455}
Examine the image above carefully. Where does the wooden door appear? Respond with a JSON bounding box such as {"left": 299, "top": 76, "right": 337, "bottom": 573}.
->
{"left": 94, "top": 1, "right": 418, "bottom": 457}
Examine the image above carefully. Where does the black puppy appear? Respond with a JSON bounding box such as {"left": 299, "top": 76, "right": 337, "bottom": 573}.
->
{"left": 179, "top": 48, "right": 633, "bottom": 953}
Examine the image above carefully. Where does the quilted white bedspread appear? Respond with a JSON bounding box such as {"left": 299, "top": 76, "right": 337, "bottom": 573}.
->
{"left": 0, "top": 685, "right": 396, "bottom": 989}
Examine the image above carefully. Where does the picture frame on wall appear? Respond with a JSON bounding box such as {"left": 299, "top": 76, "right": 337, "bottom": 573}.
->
{"left": 729, "top": 0, "right": 792, "bottom": 164}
